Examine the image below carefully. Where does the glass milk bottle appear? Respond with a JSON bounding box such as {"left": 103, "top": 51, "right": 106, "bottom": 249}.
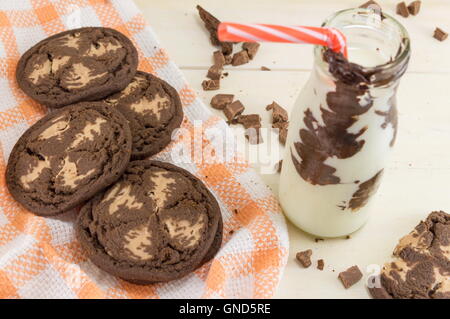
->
{"left": 279, "top": 8, "right": 410, "bottom": 237}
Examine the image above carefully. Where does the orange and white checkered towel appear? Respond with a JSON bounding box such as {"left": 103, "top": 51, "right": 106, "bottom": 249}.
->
{"left": 0, "top": 0, "right": 288, "bottom": 299}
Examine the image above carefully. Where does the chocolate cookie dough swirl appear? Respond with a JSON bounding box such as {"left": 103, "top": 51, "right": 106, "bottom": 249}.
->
{"left": 6, "top": 102, "right": 132, "bottom": 216}
{"left": 76, "top": 160, "right": 222, "bottom": 284}
{"left": 16, "top": 27, "right": 138, "bottom": 108}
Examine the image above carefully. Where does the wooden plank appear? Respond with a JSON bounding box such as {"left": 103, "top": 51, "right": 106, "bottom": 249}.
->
{"left": 135, "top": 0, "right": 450, "bottom": 73}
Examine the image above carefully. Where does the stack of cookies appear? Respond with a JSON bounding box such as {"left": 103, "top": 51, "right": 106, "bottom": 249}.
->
{"left": 6, "top": 27, "right": 223, "bottom": 284}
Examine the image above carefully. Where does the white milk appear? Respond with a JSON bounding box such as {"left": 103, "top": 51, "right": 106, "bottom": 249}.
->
{"left": 279, "top": 9, "right": 410, "bottom": 237}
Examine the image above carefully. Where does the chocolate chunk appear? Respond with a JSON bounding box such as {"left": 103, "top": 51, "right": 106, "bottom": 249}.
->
{"left": 202, "top": 79, "right": 220, "bottom": 91}
{"left": 210, "top": 94, "right": 234, "bottom": 110}
{"left": 221, "top": 42, "right": 233, "bottom": 56}
{"left": 232, "top": 50, "right": 250, "bottom": 66}
{"left": 434, "top": 27, "right": 448, "bottom": 42}
{"left": 296, "top": 249, "right": 312, "bottom": 268}
{"left": 338, "top": 266, "right": 363, "bottom": 289}
{"left": 407, "top": 1, "right": 421, "bottom": 15}
{"left": 396, "top": 2, "right": 409, "bottom": 18}
{"left": 207, "top": 64, "right": 223, "bottom": 80}
{"left": 224, "top": 54, "right": 233, "bottom": 65}
{"left": 245, "top": 127, "right": 263, "bottom": 145}
{"left": 266, "top": 101, "right": 288, "bottom": 123}
{"left": 261, "top": 66, "right": 271, "bottom": 71}
{"left": 359, "top": 1, "right": 385, "bottom": 19}
{"left": 236, "top": 114, "right": 261, "bottom": 129}
{"left": 213, "top": 50, "right": 225, "bottom": 67}
{"left": 273, "top": 121, "right": 288, "bottom": 145}
{"left": 196, "top": 5, "right": 233, "bottom": 54}
{"left": 315, "top": 238, "right": 324, "bottom": 242}
{"left": 317, "top": 259, "right": 324, "bottom": 270}
{"left": 279, "top": 126, "right": 288, "bottom": 145}
{"left": 223, "top": 100, "right": 245, "bottom": 121}
{"left": 276, "top": 159, "right": 283, "bottom": 173}
{"left": 360, "top": 0, "right": 380, "bottom": 8}
{"left": 242, "top": 42, "right": 260, "bottom": 60}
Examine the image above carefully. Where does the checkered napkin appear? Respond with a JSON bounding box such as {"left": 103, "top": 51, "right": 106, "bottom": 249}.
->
{"left": 0, "top": 0, "right": 288, "bottom": 299}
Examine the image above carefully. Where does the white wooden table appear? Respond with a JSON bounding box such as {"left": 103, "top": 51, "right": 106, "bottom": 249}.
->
{"left": 134, "top": 0, "right": 450, "bottom": 299}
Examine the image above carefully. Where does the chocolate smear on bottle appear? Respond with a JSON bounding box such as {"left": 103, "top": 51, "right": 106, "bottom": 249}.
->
{"left": 348, "top": 169, "right": 384, "bottom": 211}
{"left": 375, "top": 95, "right": 398, "bottom": 147}
{"left": 291, "top": 50, "right": 373, "bottom": 185}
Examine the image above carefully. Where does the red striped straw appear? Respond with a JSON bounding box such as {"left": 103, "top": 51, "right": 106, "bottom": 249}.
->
{"left": 218, "top": 22, "right": 347, "bottom": 57}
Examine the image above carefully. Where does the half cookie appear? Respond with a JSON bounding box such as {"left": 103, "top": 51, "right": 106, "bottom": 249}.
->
{"left": 369, "top": 211, "right": 450, "bottom": 299}
{"left": 6, "top": 102, "right": 132, "bottom": 216}
{"left": 76, "top": 160, "right": 222, "bottom": 284}
{"left": 104, "top": 71, "right": 183, "bottom": 159}
{"left": 16, "top": 27, "right": 138, "bottom": 108}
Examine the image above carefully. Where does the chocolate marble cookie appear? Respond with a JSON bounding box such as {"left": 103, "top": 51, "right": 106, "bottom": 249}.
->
{"left": 6, "top": 102, "right": 132, "bottom": 216}
{"left": 16, "top": 27, "right": 138, "bottom": 108}
{"left": 76, "top": 160, "right": 222, "bottom": 284}
{"left": 370, "top": 211, "right": 450, "bottom": 299}
{"left": 104, "top": 71, "right": 183, "bottom": 158}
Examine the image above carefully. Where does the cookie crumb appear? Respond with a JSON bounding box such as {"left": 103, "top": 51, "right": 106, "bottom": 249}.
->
{"left": 338, "top": 265, "right": 363, "bottom": 289}
{"left": 261, "top": 66, "right": 271, "bottom": 71}
{"left": 315, "top": 238, "right": 324, "bottom": 243}
{"left": 296, "top": 249, "right": 312, "bottom": 268}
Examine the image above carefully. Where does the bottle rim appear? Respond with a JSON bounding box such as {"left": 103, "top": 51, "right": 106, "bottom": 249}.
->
{"left": 314, "top": 8, "right": 411, "bottom": 85}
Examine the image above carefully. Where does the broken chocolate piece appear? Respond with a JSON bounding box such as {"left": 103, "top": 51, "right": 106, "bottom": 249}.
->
{"left": 296, "top": 249, "right": 312, "bottom": 268}
{"left": 266, "top": 101, "right": 288, "bottom": 123}
{"left": 236, "top": 114, "right": 261, "bottom": 129}
{"left": 245, "top": 127, "right": 263, "bottom": 145}
{"left": 360, "top": 0, "right": 379, "bottom": 8}
{"left": 232, "top": 50, "right": 250, "bottom": 66}
{"left": 196, "top": 5, "right": 233, "bottom": 54}
{"left": 213, "top": 50, "right": 226, "bottom": 67}
{"left": 224, "top": 54, "right": 233, "bottom": 65}
{"left": 273, "top": 121, "right": 288, "bottom": 146}
{"left": 207, "top": 64, "right": 223, "bottom": 80}
{"left": 338, "top": 266, "right": 363, "bottom": 289}
{"left": 317, "top": 259, "right": 324, "bottom": 271}
{"left": 261, "top": 66, "right": 271, "bottom": 71}
{"left": 279, "top": 126, "right": 288, "bottom": 145}
{"left": 202, "top": 79, "right": 220, "bottom": 91}
{"left": 223, "top": 100, "right": 245, "bottom": 121}
{"left": 434, "top": 27, "right": 448, "bottom": 42}
{"left": 210, "top": 94, "right": 234, "bottom": 110}
{"left": 242, "top": 42, "right": 260, "bottom": 60}
{"left": 360, "top": 1, "right": 385, "bottom": 19}
{"left": 407, "top": 1, "right": 421, "bottom": 15}
{"left": 396, "top": 2, "right": 409, "bottom": 18}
